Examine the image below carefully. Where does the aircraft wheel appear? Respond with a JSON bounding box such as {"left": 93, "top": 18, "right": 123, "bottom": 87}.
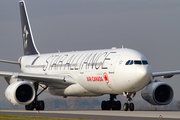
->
{"left": 25, "top": 102, "right": 34, "bottom": 110}
{"left": 123, "top": 103, "right": 129, "bottom": 111}
{"left": 36, "top": 100, "right": 45, "bottom": 110}
{"left": 112, "top": 101, "right": 121, "bottom": 110}
{"left": 39, "top": 100, "right": 45, "bottom": 110}
{"left": 101, "top": 101, "right": 106, "bottom": 110}
{"left": 101, "top": 101, "right": 111, "bottom": 110}
{"left": 129, "top": 103, "right": 134, "bottom": 111}
{"left": 111, "top": 101, "right": 116, "bottom": 110}
{"left": 106, "top": 101, "right": 111, "bottom": 110}
{"left": 116, "top": 101, "right": 121, "bottom": 110}
{"left": 25, "top": 104, "right": 29, "bottom": 110}
{"left": 29, "top": 102, "right": 35, "bottom": 110}
{"left": 35, "top": 101, "right": 40, "bottom": 110}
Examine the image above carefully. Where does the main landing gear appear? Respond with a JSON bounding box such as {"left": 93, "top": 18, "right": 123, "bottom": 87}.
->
{"left": 101, "top": 94, "right": 121, "bottom": 110}
{"left": 123, "top": 92, "right": 136, "bottom": 111}
{"left": 25, "top": 82, "right": 48, "bottom": 110}
{"left": 101, "top": 93, "right": 136, "bottom": 111}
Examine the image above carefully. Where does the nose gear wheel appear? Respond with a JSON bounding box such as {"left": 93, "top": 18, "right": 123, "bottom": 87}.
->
{"left": 123, "top": 92, "right": 136, "bottom": 111}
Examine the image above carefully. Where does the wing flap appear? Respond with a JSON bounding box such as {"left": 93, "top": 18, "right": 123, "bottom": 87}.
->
{"left": 0, "top": 71, "right": 76, "bottom": 88}
{"left": 18, "top": 73, "right": 76, "bottom": 85}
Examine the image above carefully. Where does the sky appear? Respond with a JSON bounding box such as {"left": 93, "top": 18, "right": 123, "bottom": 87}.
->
{"left": 1, "top": 0, "right": 180, "bottom": 105}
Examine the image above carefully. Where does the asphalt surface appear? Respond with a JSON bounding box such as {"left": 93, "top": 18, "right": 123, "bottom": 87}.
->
{"left": 0, "top": 110, "right": 179, "bottom": 120}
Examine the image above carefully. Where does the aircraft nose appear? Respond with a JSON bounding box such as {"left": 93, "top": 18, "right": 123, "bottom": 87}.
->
{"left": 136, "top": 66, "right": 151, "bottom": 83}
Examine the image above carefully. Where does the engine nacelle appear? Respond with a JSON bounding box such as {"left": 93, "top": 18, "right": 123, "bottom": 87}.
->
{"left": 141, "top": 82, "right": 173, "bottom": 105}
{"left": 5, "top": 81, "right": 35, "bottom": 105}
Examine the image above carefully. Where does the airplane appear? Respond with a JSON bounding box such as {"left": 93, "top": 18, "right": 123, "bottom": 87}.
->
{"left": 0, "top": 0, "right": 180, "bottom": 111}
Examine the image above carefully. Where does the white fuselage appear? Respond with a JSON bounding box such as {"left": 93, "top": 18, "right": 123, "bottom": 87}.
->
{"left": 20, "top": 48, "right": 152, "bottom": 96}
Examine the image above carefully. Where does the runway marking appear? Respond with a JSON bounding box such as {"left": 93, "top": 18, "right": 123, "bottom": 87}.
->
{"left": 0, "top": 110, "right": 180, "bottom": 119}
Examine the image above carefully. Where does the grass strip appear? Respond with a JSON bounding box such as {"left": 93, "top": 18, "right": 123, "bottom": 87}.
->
{"left": 0, "top": 114, "right": 99, "bottom": 120}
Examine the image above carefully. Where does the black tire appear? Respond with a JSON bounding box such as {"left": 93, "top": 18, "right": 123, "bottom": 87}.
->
{"left": 101, "top": 101, "right": 111, "bottom": 110}
{"left": 129, "top": 103, "right": 134, "bottom": 111}
{"left": 25, "top": 104, "right": 29, "bottom": 110}
{"left": 28, "top": 102, "right": 34, "bottom": 110}
{"left": 36, "top": 100, "right": 45, "bottom": 110}
{"left": 111, "top": 101, "right": 116, "bottom": 110}
{"left": 116, "top": 101, "right": 121, "bottom": 110}
{"left": 112, "top": 101, "right": 121, "bottom": 110}
{"left": 106, "top": 101, "right": 111, "bottom": 110}
{"left": 35, "top": 101, "right": 40, "bottom": 110}
{"left": 101, "top": 101, "right": 106, "bottom": 110}
{"left": 123, "top": 103, "right": 129, "bottom": 111}
{"left": 39, "top": 101, "right": 45, "bottom": 110}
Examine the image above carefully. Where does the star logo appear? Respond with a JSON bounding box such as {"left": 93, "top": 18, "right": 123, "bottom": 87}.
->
{"left": 23, "top": 25, "right": 29, "bottom": 48}
{"left": 103, "top": 72, "right": 109, "bottom": 84}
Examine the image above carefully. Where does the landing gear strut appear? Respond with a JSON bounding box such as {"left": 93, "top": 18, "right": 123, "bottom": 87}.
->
{"left": 123, "top": 92, "right": 136, "bottom": 111}
{"left": 101, "top": 94, "right": 121, "bottom": 110}
{"left": 25, "top": 82, "right": 48, "bottom": 110}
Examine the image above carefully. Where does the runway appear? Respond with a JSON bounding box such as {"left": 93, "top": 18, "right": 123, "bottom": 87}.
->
{"left": 0, "top": 110, "right": 180, "bottom": 120}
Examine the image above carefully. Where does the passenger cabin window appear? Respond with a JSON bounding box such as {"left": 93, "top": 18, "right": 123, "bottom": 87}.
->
{"left": 125, "top": 60, "right": 148, "bottom": 65}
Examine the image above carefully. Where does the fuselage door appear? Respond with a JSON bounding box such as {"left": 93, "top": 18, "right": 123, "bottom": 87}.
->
{"left": 109, "top": 55, "right": 120, "bottom": 74}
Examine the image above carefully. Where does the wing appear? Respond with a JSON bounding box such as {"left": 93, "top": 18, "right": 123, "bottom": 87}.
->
{"left": 0, "top": 59, "right": 20, "bottom": 65}
{"left": 0, "top": 71, "right": 76, "bottom": 88}
{"left": 152, "top": 70, "right": 180, "bottom": 78}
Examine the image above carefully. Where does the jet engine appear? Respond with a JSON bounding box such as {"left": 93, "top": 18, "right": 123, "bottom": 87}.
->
{"left": 141, "top": 82, "right": 173, "bottom": 105}
{"left": 5, "top": 81, "right": 35, "bottom": 105}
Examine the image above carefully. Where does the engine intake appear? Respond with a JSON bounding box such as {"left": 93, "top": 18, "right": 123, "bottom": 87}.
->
{"left": 5, "top": 81, "right": 35, "bottom": 105}
{"left": 141, "top": 82, "right": 173, "bottom": 105}
{"left": 16, "top": 84, "right": 34, "bottom": 102}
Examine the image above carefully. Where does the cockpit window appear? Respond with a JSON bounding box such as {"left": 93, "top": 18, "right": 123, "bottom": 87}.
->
{"left": 125, "top": 60, "right": 130, "bottom": 65}
{"left": 142, "top": 60, "right": 148, "bottom": 65}
{"left": 134, "top": 61, "right": 142, "bottom": 65}
{"left": 125, "top": 60, "right": 148, "bottom": 65}
{"left": 129, "top": 60, "right": 133, "bottom": 65}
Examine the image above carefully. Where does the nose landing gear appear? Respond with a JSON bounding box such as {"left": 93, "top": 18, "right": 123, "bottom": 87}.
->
{"left": 101, "top": 94, "right": 121, "bottom": 110}
{"left": 123, "top": 92, "right": 136, "bottom": 111}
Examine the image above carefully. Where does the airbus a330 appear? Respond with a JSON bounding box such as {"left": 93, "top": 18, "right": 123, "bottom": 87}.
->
{"left": 1, "top": 1, "right": 180, "bottom": 111}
